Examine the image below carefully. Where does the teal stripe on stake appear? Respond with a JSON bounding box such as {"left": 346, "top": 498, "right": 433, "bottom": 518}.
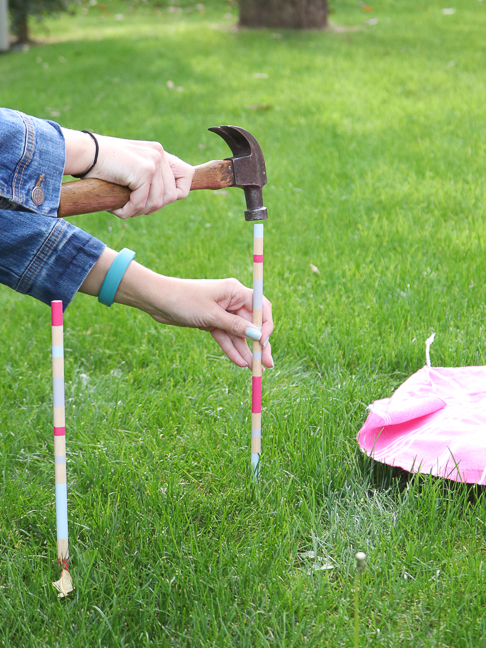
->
{"left": 52, "top": 346, "right": 64, "bottom": 358}
{"left": 55, "top": 483, "right": 69, "bottom": 539}
{"left": 251, "top": 453, "right": 260, "bottom": 480}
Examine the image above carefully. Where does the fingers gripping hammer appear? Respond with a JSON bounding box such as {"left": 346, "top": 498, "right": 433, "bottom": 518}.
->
{"left": 58, "top": 125, "right": 268, "bottom": 222}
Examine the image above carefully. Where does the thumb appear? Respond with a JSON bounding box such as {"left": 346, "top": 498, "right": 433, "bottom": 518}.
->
{"left": 166, "top": 154, "right": 194, "bottom": 200}
{"left": 212, "top": 309, "right": 262, "bottom": 342}
{"left": 111, "top": 185, "right": 149, "bottom": 219}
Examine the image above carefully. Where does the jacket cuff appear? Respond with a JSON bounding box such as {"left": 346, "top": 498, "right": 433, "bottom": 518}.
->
{"left": 0, "top": 109, "right": 65, "bottom": 217}
{"left": 15, "top": 217, "right": 106, "bottom": 309}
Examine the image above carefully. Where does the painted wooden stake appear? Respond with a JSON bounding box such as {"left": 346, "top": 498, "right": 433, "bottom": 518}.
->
{"left": 51, "top": 301, "right": 73, "bottom": 598}
{"left": 251, "top": 223, "right": 264, "bottom": 481}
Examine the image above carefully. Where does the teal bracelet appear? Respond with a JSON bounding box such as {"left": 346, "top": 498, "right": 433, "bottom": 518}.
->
{"left": 98, "top": 248, "right": 136, "bottom": 307}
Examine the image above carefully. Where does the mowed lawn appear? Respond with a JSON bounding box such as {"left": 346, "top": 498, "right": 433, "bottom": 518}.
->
{"left": 1, "top": 0, "right": 486, "bottom": 645}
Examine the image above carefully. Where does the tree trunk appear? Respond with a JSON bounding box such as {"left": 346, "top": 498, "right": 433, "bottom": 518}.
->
{"left": 16, "top": 12, "right": 29, "bottom": 44}
{"left": 240, "top": 0, "right": 328, "bottom": 29}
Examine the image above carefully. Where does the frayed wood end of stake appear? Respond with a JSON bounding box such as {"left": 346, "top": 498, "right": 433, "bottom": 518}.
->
{"left": 52, "top": 569, "right": 74, "bottom": 598}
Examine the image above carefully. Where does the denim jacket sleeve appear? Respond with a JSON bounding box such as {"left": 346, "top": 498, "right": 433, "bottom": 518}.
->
{"left": 0, "top": 108, "right": 65, "bottom": 216}
{"left": 0, "top": 209, "right": 105, "bottom": 308}
{"left": 0, "top": 108, "right": 106, "bottom": 309}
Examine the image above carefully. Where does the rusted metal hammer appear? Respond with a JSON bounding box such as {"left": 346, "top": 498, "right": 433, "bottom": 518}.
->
{"left": 58, "top": 125, "right": 267, "bottom": 221}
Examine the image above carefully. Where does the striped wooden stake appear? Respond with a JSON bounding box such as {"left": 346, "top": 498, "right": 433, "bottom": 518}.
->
{"left": 51, "top": 301, "right": 73, "bottom": 598}
{"left": 251, "top": 223, "right": 264, "bottom": 481}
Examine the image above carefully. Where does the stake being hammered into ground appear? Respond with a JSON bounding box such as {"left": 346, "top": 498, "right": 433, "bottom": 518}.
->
{"left": 51, "top": 301, "right": 73, "bottom": 598}
{"left": 251, "top": 223, "right": 264, "bottom": 481}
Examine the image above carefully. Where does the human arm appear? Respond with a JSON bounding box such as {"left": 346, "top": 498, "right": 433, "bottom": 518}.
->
{"left": 0, "top": 109, "right": 273, "bottom": 364}
{"left": 0, "top": 210, "right": 273, "bottom": 366}
{"left": 79, "top": 247, "right": 274, "bottom": 369}
{"left": 0, "top": 108, "right": 106, "bottom": 305}
{"left": 0, "top": 106, "right": 193, "bottom": 219}
{"left": 61, "top": 129, "right": 195, "bottom": 219}
{"left": 0, "top": 212, "right": 273, "bottom": 366}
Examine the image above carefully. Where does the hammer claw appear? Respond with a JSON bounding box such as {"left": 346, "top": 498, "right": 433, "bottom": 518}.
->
{"left": 208, "top": 126, "right": 253, "bottom": 158}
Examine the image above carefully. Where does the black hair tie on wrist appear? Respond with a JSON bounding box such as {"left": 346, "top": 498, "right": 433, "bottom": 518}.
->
{"left": 71, "top": 131, "right": 99, "bottom": 179}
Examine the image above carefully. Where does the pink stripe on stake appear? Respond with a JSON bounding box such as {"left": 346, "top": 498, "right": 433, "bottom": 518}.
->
{"left": 51, "top": 300, "right": 63, "bottom": 326}
{"left": 252, "top": 376, "right": 262, "bottom": 413}
{"left": 54, "top": 427, "right": 66, "bottom": 436}
{"left": 253, "top": 254, "right": 263, "bottom": 263}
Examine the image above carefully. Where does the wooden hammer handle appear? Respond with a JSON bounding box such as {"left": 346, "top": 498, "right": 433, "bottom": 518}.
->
{"left": 58, "top": 179, "right": 130, "bottom": 218}
{"left": 191, "top": 158, "right": 234, "bottom": 190}
{"left": 57, "top": 158, "right": 234, "bottom": 218}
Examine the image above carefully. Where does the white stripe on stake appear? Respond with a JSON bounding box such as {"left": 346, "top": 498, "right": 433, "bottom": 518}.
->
{"left": 252, "top": 280, "right": 263, "bottom": 310}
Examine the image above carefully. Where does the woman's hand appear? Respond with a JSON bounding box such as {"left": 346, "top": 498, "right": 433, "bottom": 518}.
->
{"left": 144, "top": 276, "right": 274, "bottom": 369}
{"left": 80, "top": 248, "right": 274, "bottom": 368}
{"left": 62, "top": 129, "right": 194, "bottom": 219}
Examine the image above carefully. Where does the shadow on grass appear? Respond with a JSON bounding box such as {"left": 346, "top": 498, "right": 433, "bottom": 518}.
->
{"left": 360, "top": 451, "right": 486, "bottom": 504}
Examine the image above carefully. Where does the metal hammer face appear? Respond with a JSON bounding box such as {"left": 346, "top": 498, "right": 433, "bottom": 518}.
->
{"left": 209, "top": 126, "right": 268, "bottom": 221}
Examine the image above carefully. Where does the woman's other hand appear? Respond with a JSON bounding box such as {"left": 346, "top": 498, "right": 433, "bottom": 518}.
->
{"left": 80, "top": 249, "right": 274, "bottom": 369}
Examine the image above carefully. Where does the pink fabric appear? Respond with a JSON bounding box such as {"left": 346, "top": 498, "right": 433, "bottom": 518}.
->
{"left": 357, "top": 366, "right": 486, "bottom": 484}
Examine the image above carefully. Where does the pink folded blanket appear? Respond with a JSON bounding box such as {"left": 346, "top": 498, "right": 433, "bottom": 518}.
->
{"left": 357, "top": 364, "right": 486, "bottom": 484}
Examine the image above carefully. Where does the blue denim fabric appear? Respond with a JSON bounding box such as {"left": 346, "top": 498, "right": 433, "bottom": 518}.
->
{"left": 0, "top": 209, "right": 105, "bottom": 308}
{"left": 0, "top": 108, "right": 106, "bottom": 309}
{"left": 0, "top": 108, "right": 65, "bottom": 216}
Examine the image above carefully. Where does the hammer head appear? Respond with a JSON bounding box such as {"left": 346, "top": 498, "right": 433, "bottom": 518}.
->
{"left": 209, "top": 125, "right": 268, "bottom": 221}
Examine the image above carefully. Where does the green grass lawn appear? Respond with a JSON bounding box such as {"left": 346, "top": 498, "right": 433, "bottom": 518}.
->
{"left": 2, "top": 0, "right": 486, "bottom": 645}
